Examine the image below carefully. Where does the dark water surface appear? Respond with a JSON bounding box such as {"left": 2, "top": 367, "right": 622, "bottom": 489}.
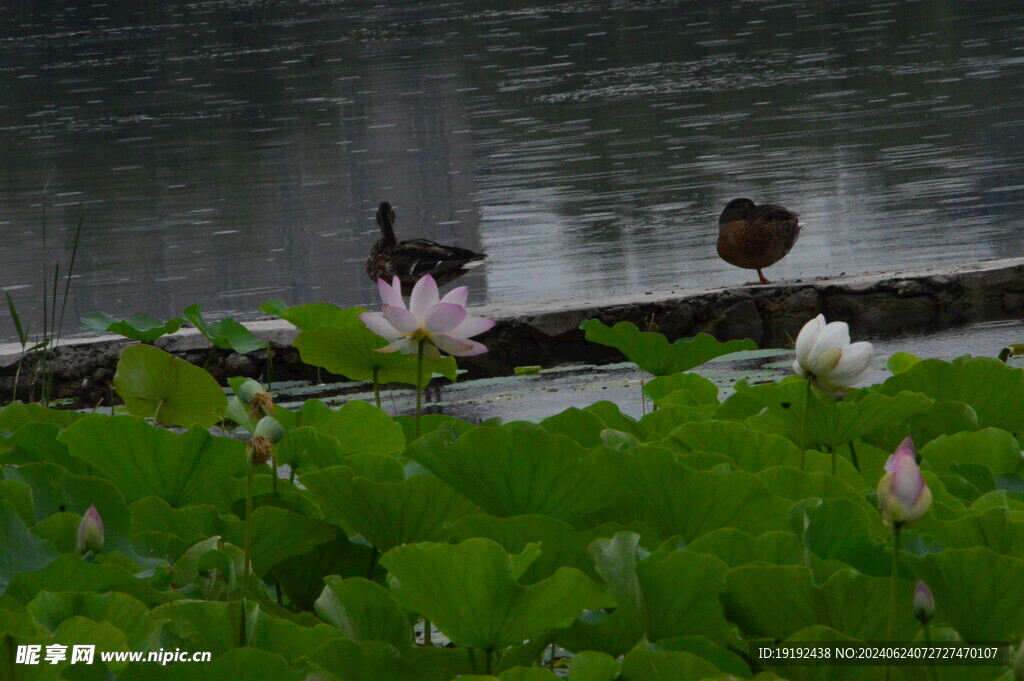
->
{"left": 2, "top": 1, "right": 1023, "bottom": 342}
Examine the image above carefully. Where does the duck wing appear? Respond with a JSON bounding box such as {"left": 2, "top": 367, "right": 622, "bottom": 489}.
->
{"left": 386, "top": 239, "right": 487, "bottom": 277}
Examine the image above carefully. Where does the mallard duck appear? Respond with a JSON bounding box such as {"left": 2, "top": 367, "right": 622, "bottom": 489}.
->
{"left": 365, "top": 201, "right": 488, "bottom": 295}
{"left": 716, "top": 198, "right": 801, "bottom": 285}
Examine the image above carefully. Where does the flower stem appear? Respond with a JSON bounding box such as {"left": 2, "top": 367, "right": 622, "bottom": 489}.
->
{"left": 240, "top": 451, "right": 255, "bottom": 647}
{"left": 848, "top": 440, "right": 860, "bottom": 471}
{"left": 415, "top": 340, "right": 424, "bottom": 439}
{"left": 799, "top": 379, "right": 811, "bottom": 471}
{"left": 884, "top": 522, "right": 903, "bottom": 681}
{"left": 424, "top": 618, "right": 432, "bottom": 647}
{"left": 372, "top": 367, "right": 381, "bottom": 409}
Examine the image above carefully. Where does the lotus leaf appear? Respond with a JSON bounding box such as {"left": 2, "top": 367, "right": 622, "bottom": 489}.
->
{"left": 81, "top": 312, "right": 185, "bottom": 342}
{"left": 113, "top": 344, "right": 228, "bottom": 428}
{"left": 580, "top": 319, "right": 756, "bottom": 376}
{"left": 380, "top": 538, "right": 607, "bottom": 652}
{"left": 183, "top": 303, "right": 267, "bottom": 353}
{"left": 315, "top": 576, "right": 412, "bottom": 648}
{"left": 301, "top": 466, "right": 477, "bottom": 552}
{"left": 405, "top": 423, "right": 622, "bottom": 523}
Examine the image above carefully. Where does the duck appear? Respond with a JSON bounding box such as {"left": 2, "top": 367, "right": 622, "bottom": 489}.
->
{"left": 716, "top": 198, "right": 801, "bottom": 285}
{"left": 365, "top": 201, "right": 488, "bottom": 295}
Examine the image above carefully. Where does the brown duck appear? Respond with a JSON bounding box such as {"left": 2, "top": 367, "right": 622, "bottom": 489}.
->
{"left": 717, "top": 198, "right": 801, "bottom": 285}
{"left": 365, "top": 201, "right": 488, "bottom": 295}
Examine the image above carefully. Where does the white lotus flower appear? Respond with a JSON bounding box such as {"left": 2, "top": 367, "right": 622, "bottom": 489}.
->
{"left": 792, "top": 314, "right": 873, "bottom": 396}
{"left": 359, "top": 274, "right": 494, "bottom": 360}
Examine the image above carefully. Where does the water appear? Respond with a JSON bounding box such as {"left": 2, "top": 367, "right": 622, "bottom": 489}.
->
{"left": 2, "top": 1, "right": 1023, "bottom": 343}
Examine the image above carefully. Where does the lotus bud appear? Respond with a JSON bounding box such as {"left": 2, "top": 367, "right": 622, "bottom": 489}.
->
{"left": 792, "top": 314, "right": 873, "bottom": 397}
{"left": 877, "top": 436, "right": 932, "bottom": 524}
{"left": 912, "top": 580, "right": 935, "bottom": 623}
{"left": 76, "top": 504, "right": 105, "bottom": 555}
{"left": 237, "top": 378, "right": 274, "bottom": 419}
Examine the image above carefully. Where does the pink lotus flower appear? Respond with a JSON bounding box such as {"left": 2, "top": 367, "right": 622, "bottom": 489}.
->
{"left": 360, "top": 274, "right": 494, "bottom": 360}
{"left": 877, "top": 436, "right": 932, "bottom": 524}
{"left": 76, "top": 504, "right": 105, "bottom": 554}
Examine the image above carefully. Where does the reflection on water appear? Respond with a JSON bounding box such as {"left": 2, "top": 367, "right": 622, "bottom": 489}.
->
{"left": 1, "top": 1, "right": 1023, "bottom": 342}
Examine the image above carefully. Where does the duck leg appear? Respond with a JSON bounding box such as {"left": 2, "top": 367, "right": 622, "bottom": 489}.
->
{"left": 745, "top": 268, "right": 771, "bottom": 286}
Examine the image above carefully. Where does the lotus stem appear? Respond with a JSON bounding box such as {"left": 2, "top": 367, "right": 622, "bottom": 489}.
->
{"left": 849, "top": 440, "right": 860, "bottom": 471}
{"left": 799, "top": 379, "right": 811, "bottom": 471}
{"left": 372, "top": 367, "right": 381, "bottom": 408}
{"left": 424, "top": 618, "right": 432, "bottom": 647}
{"left": 485, "top": 648, "right": 494, "bottom": 675}
{"left": 240, "top": 448, "right": 256, "bottom": 647}
{"left": 415, "top": 340, "right": 425, "bottom": 439}
{"left": 828, "top": 445, "right": 835, "bottom": 476}
{"left": 885, "top": 522, "right": 903, "bottom": 681}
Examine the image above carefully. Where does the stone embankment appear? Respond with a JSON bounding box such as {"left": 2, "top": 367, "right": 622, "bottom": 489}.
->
{"left": 3, "top": 258, "right": 1023, "bottom": 406}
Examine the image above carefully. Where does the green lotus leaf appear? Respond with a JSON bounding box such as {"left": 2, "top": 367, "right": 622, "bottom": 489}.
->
{"left": 405, "top": 422, "right": 623, "bottom": 523}
{"left": 589, "top": 532, "right": 731, "bottom": 644}
{"left": 880, "top": 357, "right": 1024, "bottom": 436}
{"left": 557, "top": 606, "right": 647, "bottom": 658}
{"left": 734, "top": 380, "right": 932, "bottom": 449}
{"left": 567, "top": 651, "right": 620, "bottom": 681}
{"left": 540, "top": 408, "right": 607, "bottom": 449}
{"left": 888, "top": 351, "right": 920, "bottom": 374}
{"left": 272, "top": 426, "right": 346, "bottom": 474}
{"left": 635, "top": 405, "right": 713, "bottom": 442}
{"left": 182, "top": 303, "right": 267, "bottom": 353}
{"left": 245, "top": 608, "right": 343, "bottom": 665}
{"left": 297, "top": 399, "right": 405, "bottom": 456}
{"left": 293, "top": 322, "right": 457, "bottom": 387}
{"left": 722, "top": 566, "right": 917, "bottom": 641}
{"left": 581, "top": 319, "right": 756, "bottom": 376}
{"left": 315, "top": 576, "right": 411, "bottom": 648}
{"left": 916, "top": 507, "right": 1024, "bottom": 557}
{"left": 301, "top": 467, "right": 477, "bottom": 553}
{"left": 0, "top": 500, "right": 60, "bottom": 595}
{"left": 129, "top": 497, "right": 224, "bottom": 558}
{"left": 0, "top": 481, "right": 32, "bottom": 527}
{"left": 797, "top": 497, "right": 891, "bottom": 578}
{"left": 642, "top": 372, "right": 720, "bottom": 407}
{"left": 686, "top": 528, "right": 803, "bottom": 567}
{"left": 585, "top": 401, "right": 642, "bottom": 438}
{"left": 380, "top": 538, "right": 607, "bottom": 652}
{"left": 113, "top": 344, "right": 228, "bottom": 428}
{"left": 59, "top": 415, "right": 244, "bottom": 508}
{"left": 395, "top": 413, "right": 483, "bottom": 444}
{"left": 450, "top": 514, "right": 658, "bottom": 585}
{"left": 26, "top": 591, "right": 153, "bottom": 648}
{"left": 309, "top": 638, "right": 422, "bottom": 681}
{"left": 259, "top": 300, "right": 365, "bottom": 331}
{"left": 620, "top": 640, "right": 724, "bottom": 679}
{"left": 51, "top": 617, "right": 133, "bottom": 673}
{"left": 919, "top": 547, "right": 1024, "bottom": 641}
{"left": 869, "top": 401, "right": 981, "bottom": 452}
{"left": 644, "top": 636, "right": 751, "bottom": 678}
{"left": 82, "top": 312, "right": 185, "bottom": 342}
{"left": 150, "top": 599, "right": 243, "bottom": 656}
{"left": 587, "top": 446, "right": 790, "bottom": 540}
{"left": 272, "top": 534, "right": 381, "bottom": 611}
{"left": 0, "top": 401, "right": 85, "bottom": 432}
{"left": 1, "top": 554, "right": 177, "bottom": 609}
{"left": 3, "top": 422, "right": 93, "bottom": 476}
{"left": 0, "top": 633, "right": 61, "bottom": 681}
{"left": 921, "top": 428, "right": 1024, "bottom": 479}
{"left": 758, "top": 467, "right": 869, "bottom": 507}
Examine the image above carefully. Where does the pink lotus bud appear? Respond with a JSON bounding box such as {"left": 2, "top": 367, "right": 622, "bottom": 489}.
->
{"left": 76, "top": 505, "right": 105, "bottom": 554}
{"left": 876, "top": 436, "right": 932, "bottom": 524}
{"left": 913, "top": 580, "right": 935, "bottom": 622}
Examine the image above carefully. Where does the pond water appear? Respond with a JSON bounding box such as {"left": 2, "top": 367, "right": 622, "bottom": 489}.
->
{"left": 2, "top": 1, "right": 1023, "bottom": 343}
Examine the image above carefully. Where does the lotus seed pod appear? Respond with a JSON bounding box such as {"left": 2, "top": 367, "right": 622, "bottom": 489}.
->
{"left": 76, "top": 504, "right": 105, "bottom": 554}
{"left": 253, "top": 416, "right": 285, "bottom": 443}
{"left": 238, "top": 379, "right": 274, "bottom": 418}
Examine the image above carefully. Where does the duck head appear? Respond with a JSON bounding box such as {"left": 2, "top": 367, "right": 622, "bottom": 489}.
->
{"left": 720, "top": 197, "right": 756, "bottom": 223}
{"left": 376, "top": 201, "right": 397, "bottom": 245}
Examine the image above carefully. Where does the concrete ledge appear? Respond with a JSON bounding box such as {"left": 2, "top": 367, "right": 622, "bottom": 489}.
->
{"left": 3, "top": 257, "right": 1023, "bottom": 405}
